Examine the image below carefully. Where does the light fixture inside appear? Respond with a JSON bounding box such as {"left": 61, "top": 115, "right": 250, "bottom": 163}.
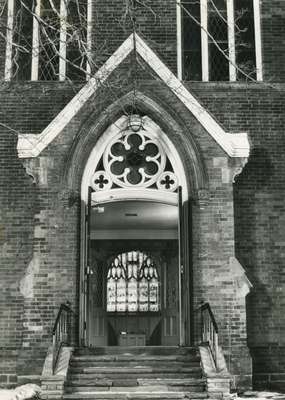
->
{"left": 127, "top": 114, "right": 143, "bottom": 132}
{"left": 94, "top": 206, "right": 105, "bottom": 213}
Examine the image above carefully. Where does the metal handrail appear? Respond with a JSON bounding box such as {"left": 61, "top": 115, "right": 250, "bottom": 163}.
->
{"left": 52, "top": 303, "right": 73, "bottom": 374}
{"left": 195, "top": 302, "right": 219, "bottom": 368}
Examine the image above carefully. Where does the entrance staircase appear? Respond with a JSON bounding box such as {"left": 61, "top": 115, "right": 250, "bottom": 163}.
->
{"left": 63, "top": 346, "right": 208, "bottom": 400}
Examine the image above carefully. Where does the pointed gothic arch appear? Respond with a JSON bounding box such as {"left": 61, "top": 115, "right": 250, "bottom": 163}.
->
{"left": 70, "top": 93, "right": 209, "bottom": 345}
{"left": 81, "top": 114, "right": 188, "bottom": 204}
{"left": 64, "top": 91, "right": 209, "bottom": 199}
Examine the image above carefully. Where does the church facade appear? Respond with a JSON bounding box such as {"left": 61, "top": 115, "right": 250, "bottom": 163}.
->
{"left": 0, "top": 0, "right": 284, "bottom": 393}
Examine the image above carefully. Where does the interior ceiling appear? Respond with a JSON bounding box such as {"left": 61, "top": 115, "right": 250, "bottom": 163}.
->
{"left": 91, "top": 200, "right": 178, "bottom": 231}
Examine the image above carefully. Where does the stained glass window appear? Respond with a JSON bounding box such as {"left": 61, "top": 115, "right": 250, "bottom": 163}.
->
{"left": 106, "top": 251, "right": 160, "bottom": 313}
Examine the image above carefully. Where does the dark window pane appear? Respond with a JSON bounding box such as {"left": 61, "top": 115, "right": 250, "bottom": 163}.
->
{"left": 182, "top": 1, "right": 202, "bottom": 80}
{"left": 39, "top": 0, "right": 60, "bottom": 80}
{"left": 13, "top": 0, "right": 34, "bottom": 80}
{"left": 66, "top": 0, "right": 87, "bottom": 81}
{"left": 234, "top": 0, "right": 256, "bottom": 80}
{"left": 208, "top": 0, "right": 229, "bottom": 81}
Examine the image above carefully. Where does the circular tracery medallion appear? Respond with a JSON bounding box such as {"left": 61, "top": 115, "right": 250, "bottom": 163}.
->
{"left": 104, "top": 131, "right": 166, "bottom": 188}
{"left": 90, "top": 116, "right": 179, "bottom": 192}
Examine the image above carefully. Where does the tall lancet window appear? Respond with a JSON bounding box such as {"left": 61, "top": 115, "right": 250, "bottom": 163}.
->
{"left": 4, "top": 0, "right": 89, "bottom": 81}
{"left": 181, "top": 0, "right": 263, "bottom": 81}
{"left": 106, "top": 251, "right": 160, "bottom": 313}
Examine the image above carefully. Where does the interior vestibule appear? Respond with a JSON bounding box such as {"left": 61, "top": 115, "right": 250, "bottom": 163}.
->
{"left": 86, "top": 200, "right": 180, "bottom": 347}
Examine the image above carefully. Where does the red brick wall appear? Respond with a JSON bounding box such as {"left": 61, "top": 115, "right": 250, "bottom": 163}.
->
{"left": 0, "top": 0, "right": 284, "bottom": 391}
{"left": 262, "top": 0, "right": 285, "bottom": 81}
{"left": 189, "top": 82, "right": 285, "bottom": 388}
{"left": 0, "top": 0, "right": 7, "bottom": 80}
{"left": 0, "top": 83, "right": 79, "bottom": 382}
{"left": 188, "top": 83, "right": 285, "bottom": 389}
{"left": 91, "top": 0, "right": 177, "bottom": 72}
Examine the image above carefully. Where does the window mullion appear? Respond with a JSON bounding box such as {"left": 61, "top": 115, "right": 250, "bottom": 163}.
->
{"left": 227, "top": 0, "right": 236, "bottom": 81}
{"left": 59, "top": 0, "right": 67, "bottom": 81}
{"left": 253, "top": 0, "right": 263, "bottom": 81}
{"left": 200, "top": 0, "right": 209, "bottom": 82}
{"left": 4, "top": 0, "right": 15, "bottom": 81}
{"left": 86, "top": 0, "right": 93, "bottom": 79}
{"left": 31, "top": 0, "right": 40, "bottom": 81}
{"left": 176, "top": 0, "right": 182, "bottom": 80}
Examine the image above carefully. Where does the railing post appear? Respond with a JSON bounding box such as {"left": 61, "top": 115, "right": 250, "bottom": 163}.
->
{"left": 195, "top": 302, "right": 219, "bottom": 369}
{"left": 68, "top": 308, "right": 72, "bottom": 344}
{"left": 201, "top": 306, "right": 203, "bottom": 343}
{"left": 52, "top": 332, "right": 56, "bottom": 373}
{"left": 214, "top": 331, "right": 219, "bottom": 368}
{"left": 63, "top": 312, "right": 67, "bottom": 342}
{"left": 52, "top": 304, "right": 73, "bottom": 375}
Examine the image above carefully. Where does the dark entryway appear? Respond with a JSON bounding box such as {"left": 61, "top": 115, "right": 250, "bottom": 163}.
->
{"left": 85, "top": 200, "right": 182, "bottom": 347}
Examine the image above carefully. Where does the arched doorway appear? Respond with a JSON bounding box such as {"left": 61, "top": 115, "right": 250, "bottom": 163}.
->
{"left": 80, "top": 115, "right": 190, "bottom": 347}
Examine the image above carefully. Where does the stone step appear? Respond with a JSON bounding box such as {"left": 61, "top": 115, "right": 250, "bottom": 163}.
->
{"left": 68, "top": 368, "right": 202, "bottom": 382}
{"left": 70, "top": 361, "right": 199, "bottom": 366}
{"left": 65, "top": 386, "right": 205, "bottom": 393}
{"left": 137, "top": 379, "right": 206, "bottom": 387}
{"left": 65, "top": 347, "right": 206, "bottom": 400}
{"left": 70, "top": 362, "right": 200, "bottom": 369}
{"left": 66, "top": 378, "right": 205, "bottom": 387}
{"left": 69, "top": 362, "right": 200, "bottom": 370}
{"left": 74, "top": 347, "right": 198, "bottom": 357}
{"left": 81, "top": 366, "right": 202, "bottom": 374}
{"left": 71, "top": 355, "right": 200, "bottom": 363}
{"left": 63, "top": 391, "right": 208, "bottom": 399}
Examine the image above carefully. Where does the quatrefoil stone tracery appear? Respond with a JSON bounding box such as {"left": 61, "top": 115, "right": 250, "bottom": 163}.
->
{"left": 104, "top": 130, "right": 166, "bottom": 188}
{"left": 91, "top": 171, "right": 112, "bottom": 191}
{"left": 90, "top": 126, "right": 179, "bottom": 192}
{"left": 157, "top": 172, "right": 178, "bottom": 191}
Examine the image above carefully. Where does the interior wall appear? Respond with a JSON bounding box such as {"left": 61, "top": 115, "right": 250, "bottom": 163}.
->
{"left": 88, "top": 240, "right": 178, "bottom": 346}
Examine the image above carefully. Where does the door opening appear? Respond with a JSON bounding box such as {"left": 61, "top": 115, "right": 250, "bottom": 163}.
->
{"left": 86, "top": 200, "right": 181, "bottom": 347}
{"left": 79, "top": 115, "right": 191, "bottom": 347}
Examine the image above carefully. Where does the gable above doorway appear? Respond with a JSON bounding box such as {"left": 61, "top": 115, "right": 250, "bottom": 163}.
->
{"left": 17, "top": 33, "right": 250, "bottom": 159}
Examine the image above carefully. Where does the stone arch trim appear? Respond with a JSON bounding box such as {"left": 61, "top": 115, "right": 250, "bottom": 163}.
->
{"left": 81, "top": 115, "right": 187, "bottom": 204}
{"left": 75, "top": 94, "right": 202, "bottom": 344}
{"left": 17, "top": 33, "right": 249, "bottom": 159}
{"left": 64, "top": 91, "right": 209, "bottom": 200}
